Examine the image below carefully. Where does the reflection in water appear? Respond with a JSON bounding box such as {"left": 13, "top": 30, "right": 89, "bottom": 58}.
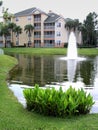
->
{"left": 8, "top": 55, "right": 55, "bottom": 86}
{"left": 8, "top": 54, "right": 97, "bottom": 87}
{"left": 67, "top": 60, "right": 77, "bottom": 82}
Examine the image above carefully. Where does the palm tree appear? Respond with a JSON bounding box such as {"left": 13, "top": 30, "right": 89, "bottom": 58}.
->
{"left": 73, "top": 19, "right": 82, "bottom": 44}
{"left": 0, "top": 24, "right": 10, "bottom": 48}
{"left": 8, "top": 22, "right": 17, "bottom": 47}
{"left": 24, "top": 24, "right": 34, "bottom": 47}
{"left": 65, "top": 19, "right": 74, "bottom": 32}
{"left": 65, "top": 19, "right": 82, "bottom": 44}
{"left": 13, "top": 25, "right": 22, "bottom": 46}
{"left": 65, "top": 19, "right": 81, "bottom": 32}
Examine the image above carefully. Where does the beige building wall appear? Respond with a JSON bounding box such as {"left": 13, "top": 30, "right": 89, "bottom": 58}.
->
{"left": 12, "top": 15, "right": 34, "bottom": 46}
{"left": 40, "top": 13, "right": 48, "bottom": 47}
{"left": 55, "top": 18, "right": 68, "bottom": 47}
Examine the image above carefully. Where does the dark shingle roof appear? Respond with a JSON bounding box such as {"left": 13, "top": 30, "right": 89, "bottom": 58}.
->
{"left": 44, "top": 12, "right": 60, "bottom": 23}
{"left": 14, "top": 7, "right": 36, "bottom": 17}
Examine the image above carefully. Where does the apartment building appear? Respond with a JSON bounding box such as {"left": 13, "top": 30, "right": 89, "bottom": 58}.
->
{"left": 11, "top": 7, "right": 68, "bottom": 47}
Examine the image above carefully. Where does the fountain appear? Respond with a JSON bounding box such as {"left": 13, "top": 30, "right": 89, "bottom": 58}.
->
{"left": 60, "top": 31, "right": 85, "bottom": 61}
{"left": 59, "top": 31, "right": 85, "bottom": 84}
{"left": 67, "top": 32, "right": 77, "bottom": 82}
{"left": 67, "top": 32, "right": 77, "bottom": 59}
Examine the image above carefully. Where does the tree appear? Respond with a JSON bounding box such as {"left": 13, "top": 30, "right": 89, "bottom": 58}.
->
{"left": 82, "top": 12, "right": 98, "bottom": 46}
{"left": 0, "top": 23, "right": 10, "bottom": 48}
{"left": 65, "top": 19, "right": 82, "bottom": 44}
{"left": 24, "top": 24, "right": 34, "bottom": 46}
{"left": 2, "top": 8, "right": 14, "bottom": 23}
{"left": 8, "top": 22, "right": 17, "bottom": 46}
{"left": 65, "top": 19, "right": 74, "bottom": 33}
{"left": 13, "top": 25, "right": 22, "bottom": 46}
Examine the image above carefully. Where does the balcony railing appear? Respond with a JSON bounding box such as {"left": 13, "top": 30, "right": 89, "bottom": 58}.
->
{"left": 44, "top": 26, "right": 55, "bottom": 30}
{"left": 34, "top": 35, "right": 41, "bottom": 38}
{"left": 44, "top": 43, "right": 54, "bottom": 47}
{"left": 34, "top": 18, "right": 41, "bottom": 22}
{"left": 7, "top": 36, "right": 11, "bottom": 40}
{"left": 34, "top": 27, "right": 41, "bottom": 30}
{"left": 44, "top": 35, "right": 55, "bottom": 38}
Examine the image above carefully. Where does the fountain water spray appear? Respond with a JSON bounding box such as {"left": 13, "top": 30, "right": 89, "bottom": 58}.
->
{"left": 67, "top": 32, "right": 77, "bottom": 59}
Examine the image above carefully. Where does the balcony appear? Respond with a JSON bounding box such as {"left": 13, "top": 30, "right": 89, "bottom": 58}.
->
{"left": 34, "top": 27, "right": 41, "bottom": 30}
{"left": 44, "top": 35, "right": 55, "bottom": 39}
{"left": 44, "top": 26, "right": 55, "bottom": 30}
{"left": 34, "top": 35, "right": 41, "bottom": 38}
{"left": 34, "top": 18, "right": 41, "bottom": 22}
{"left": 7, "top": 36, "right": 11, "bottom": 41}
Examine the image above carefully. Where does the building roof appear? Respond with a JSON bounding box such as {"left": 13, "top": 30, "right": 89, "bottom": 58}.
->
{"left": 44, "top": 12, "right": 61, "bottom": 23}
{"left": 14, "top": 7, "right": 36, "bottom": 17}
{"left": 14, "top": 7, "right": 65, "bottom": 23}
{"left": 14, "top": 7, "right": 47, "bottom": 17}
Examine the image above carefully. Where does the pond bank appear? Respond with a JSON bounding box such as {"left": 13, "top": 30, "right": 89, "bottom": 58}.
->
{"left": 3, "top": 48, "right": 98, "bottom": 56}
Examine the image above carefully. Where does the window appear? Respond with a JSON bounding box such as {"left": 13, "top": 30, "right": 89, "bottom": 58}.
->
{"left": 34, "top": 40, "right": 41, "bottom": 44}
{"left": 27, "top": 16, "right": 31, "bottom": 20}
{"left": 57, "top": 22, "right": 61, "bottom": 27}
{"left": 56, "top": 32, "right": 61, "bottom": 36}
{"left": 56, "top": 40, "right": 61, "bottom": 46}
{"left": 16, "top": 17, "right": 19, "bottom": 22}
{"left": 16, "top": 41, "right": 19, "bottom": 45}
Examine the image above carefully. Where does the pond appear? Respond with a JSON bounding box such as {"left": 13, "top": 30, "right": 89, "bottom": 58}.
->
{"left": 7, "top": 53, "right": 98, "bottom": 113}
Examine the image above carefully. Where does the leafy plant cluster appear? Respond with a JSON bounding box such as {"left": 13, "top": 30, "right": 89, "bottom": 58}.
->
{"left": 23, "top": 84, "right": 94, "bottom": 117}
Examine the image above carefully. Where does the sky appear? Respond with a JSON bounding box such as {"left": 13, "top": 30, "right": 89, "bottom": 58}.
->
{"left": 0, "top": 0, "right": 98, "bottom": 22}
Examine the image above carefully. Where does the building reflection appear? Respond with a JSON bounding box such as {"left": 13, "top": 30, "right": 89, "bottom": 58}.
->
{"left": 8, "top": 54, "right": 97, "bottom": 87}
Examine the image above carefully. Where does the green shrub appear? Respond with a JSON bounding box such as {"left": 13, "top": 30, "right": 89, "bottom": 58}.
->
{"left": 23, "top": 84, "right": 95, "bottom": 117}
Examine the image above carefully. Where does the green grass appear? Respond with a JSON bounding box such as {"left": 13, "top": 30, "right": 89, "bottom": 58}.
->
{"left": 0, "top": 54, "right": 98, "bottom": 129}
{"left": 3, "top": 47, "right": 98, "bottom": 56}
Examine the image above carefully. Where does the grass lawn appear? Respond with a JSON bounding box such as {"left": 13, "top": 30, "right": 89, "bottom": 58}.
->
{"left": 3, "top": 47, "right": 98, "bottom": 56}
{"left": 0, "top": 50, "right": 98, "bottom": 129}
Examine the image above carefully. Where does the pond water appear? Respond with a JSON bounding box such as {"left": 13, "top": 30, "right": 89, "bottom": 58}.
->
{"left": 7, "top": 54, "right": 98, "bottom": 113}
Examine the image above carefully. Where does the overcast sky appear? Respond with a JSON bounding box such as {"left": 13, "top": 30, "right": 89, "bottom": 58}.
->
{"left": 1, "top": 0, "right": 98, "bottom": 22}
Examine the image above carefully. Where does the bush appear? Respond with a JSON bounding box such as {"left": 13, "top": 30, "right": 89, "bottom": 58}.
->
{"left": 23, "top": 84, "right": 95, "bottom": 117}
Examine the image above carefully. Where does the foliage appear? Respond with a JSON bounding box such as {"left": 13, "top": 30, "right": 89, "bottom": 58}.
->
{"left": 24, "top": 24, "right": 34, "bottom": 34}
{"left": 65, "top": 19, "right": 81, "bottom": 32}
{"left": 23, "top": 84, "right": 94, "bottom": 117}
{"left": 24, "top": 24, "right": 34, "bottom": 46}
{"left": 7, "top": 22, "right": 17, "bottom": 46}
{"left": 13, "top": 25, "right": 22, "bottom": 35}
{"left": 2, "top": 8, "right": 14, "bottom": 23}
{"left": 81, "top": 12, "right": 98, "bottom": 46}
{"left": 0, "top": 23, "right": 10, "bottom": 47}
{"left": 0, "top": 22, "right": 22, "bottom": 47}
{"left": 65, "top": 19, "right": 82, "bottom": 44}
